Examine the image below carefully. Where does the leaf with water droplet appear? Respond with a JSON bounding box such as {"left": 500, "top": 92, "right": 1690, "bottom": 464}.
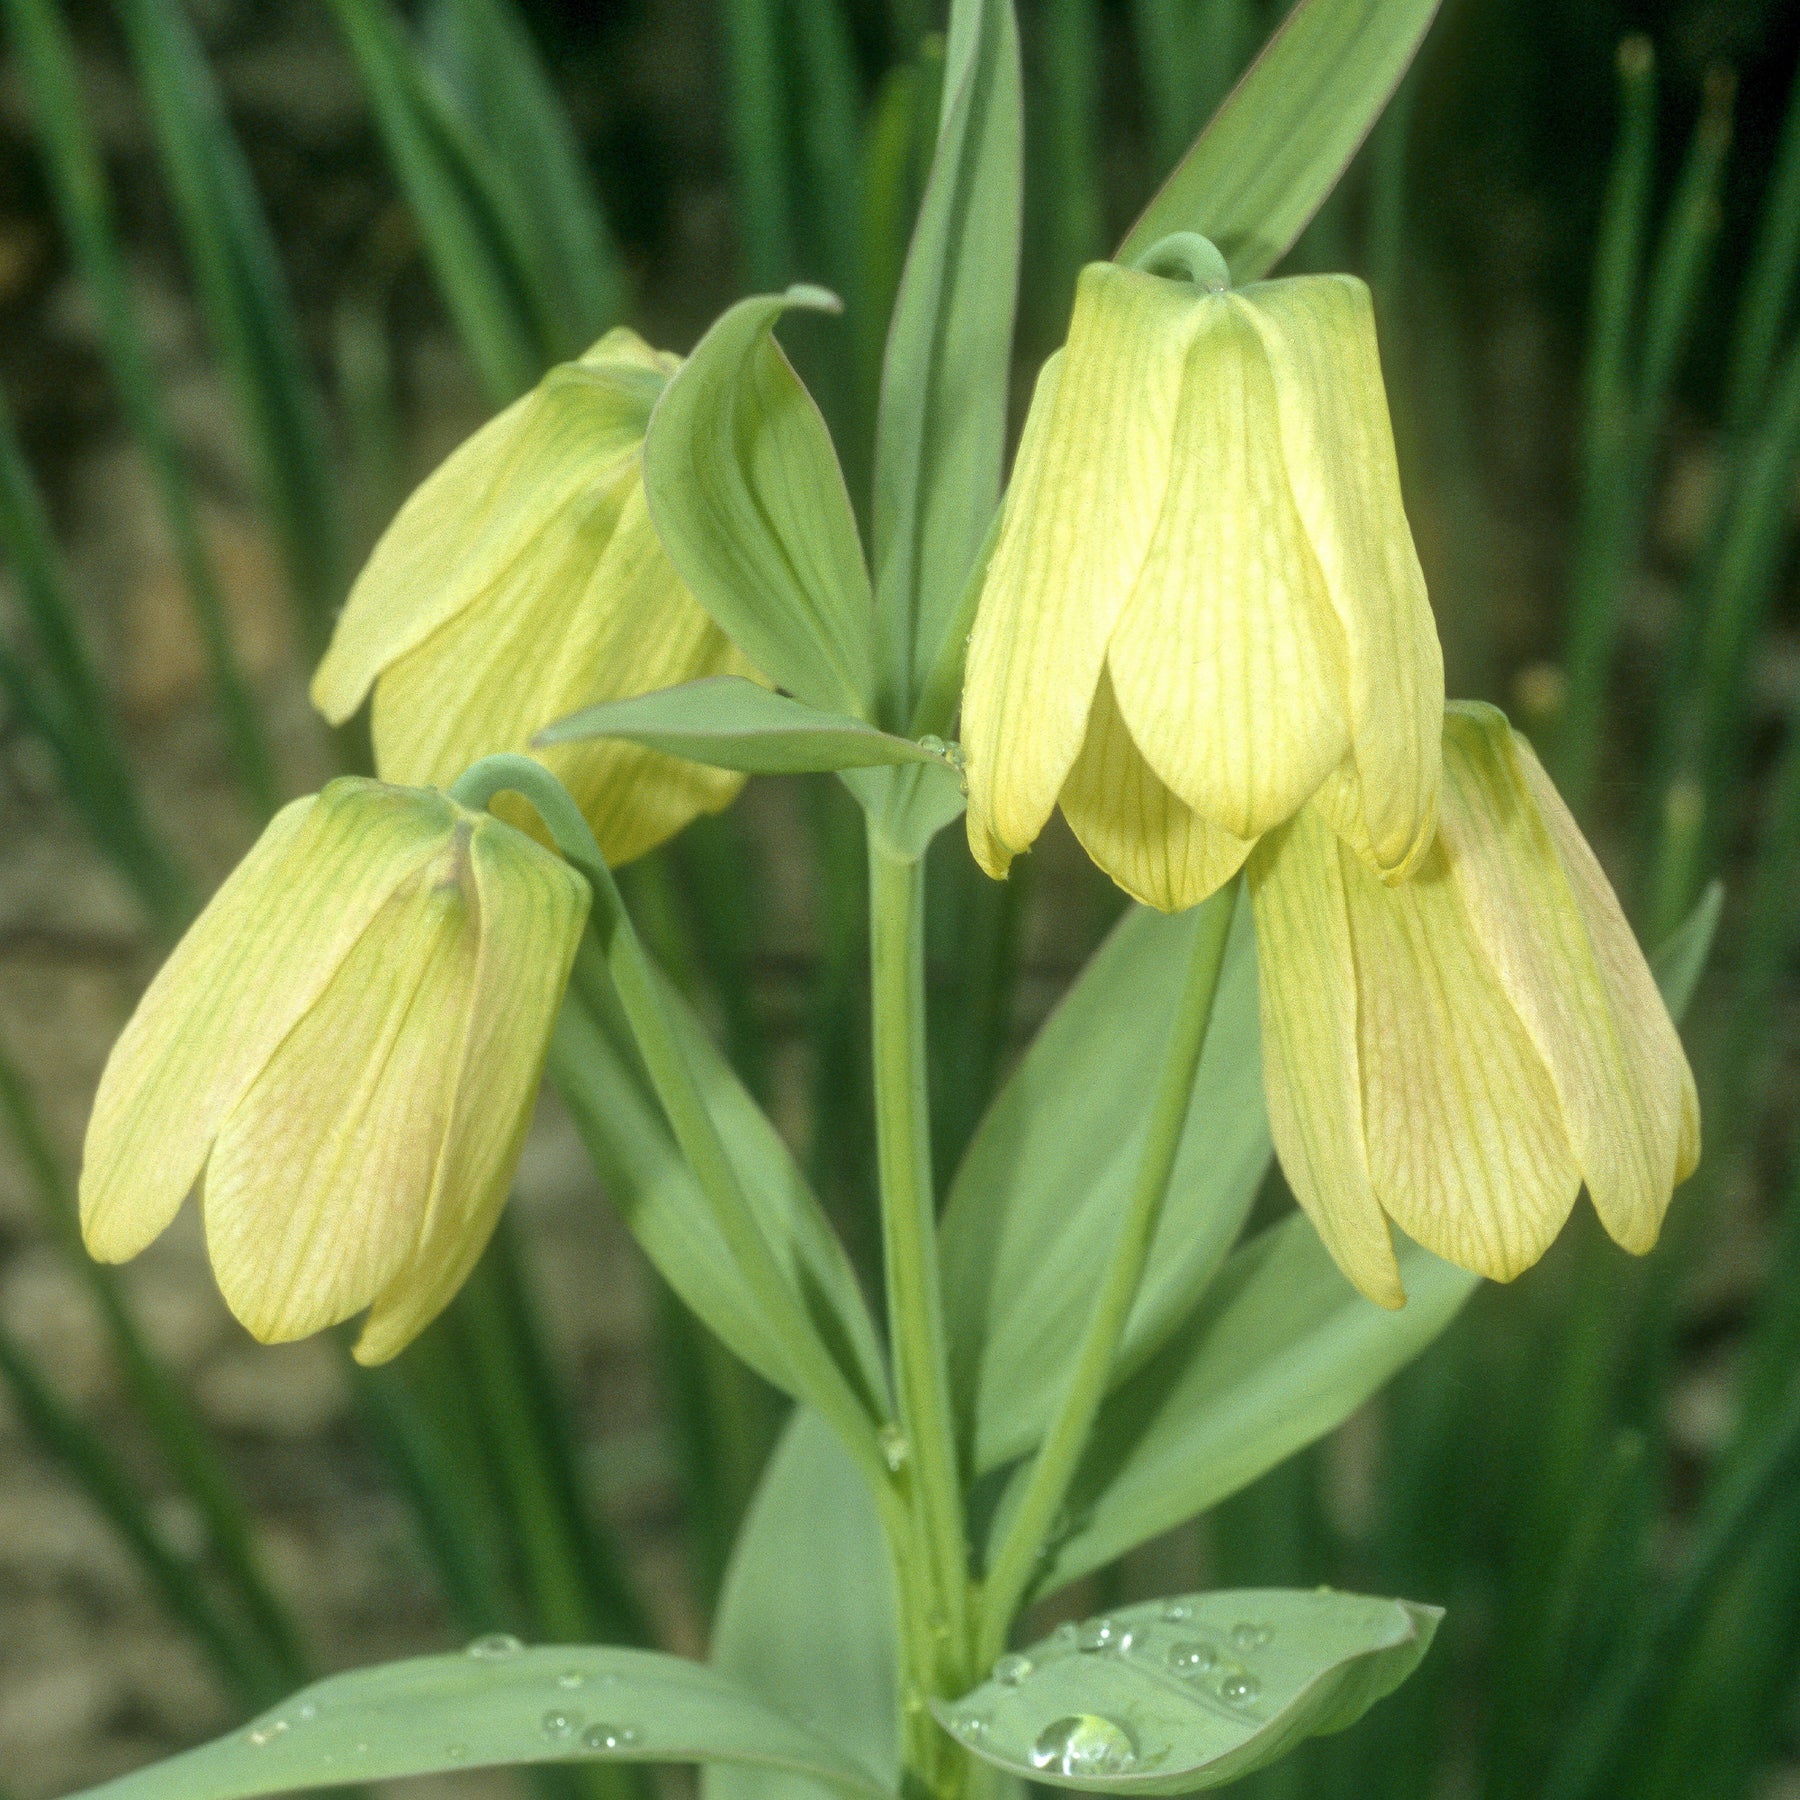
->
{"left": 57, "top": 1646, "right": 895, "bottom": 1800}
{"left": 931, "top": 1588, "right": 1439, "bottom": 1792}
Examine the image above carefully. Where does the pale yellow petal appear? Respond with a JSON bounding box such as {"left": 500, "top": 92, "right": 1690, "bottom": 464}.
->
{"left": 1246, "top": 811, "right": 1402, "bottom": 1306}
{"left": 1242, "top": 276, "right": 1441, "bottom": 876}
{"left": 1447, "top": 710, "right": 1697, "bottom": 1248}
{"left": 354, "top": 815, "right": 589, "bottom": 1362}
{"left": 1340, "top": 818, "right": 1582, "bottom": 1282}
{"left": 1107, "top": 295, "right": 1349, "bottom": 839}
{"left": 371, "top": 472, "right": 749, "bottom": 865}
{"left": 202, "top": 841, "right": 479, "bottom": 1343}
{"left": 962, "top": 263, "right": 1199, "bottom": 861}
{"left": 80, "top": 782, "right": 453, "bottom": 1263}
{"left": 311, "top": 352, "right": 660, "bottom": 723}
{"left": 1060, "top": 668, "right": 1252, "bottom": 912}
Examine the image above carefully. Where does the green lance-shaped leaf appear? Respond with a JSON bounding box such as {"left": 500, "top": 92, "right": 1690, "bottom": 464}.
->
{"left": 935, "top": 1588, "right": 1438, "bottom": 1792}
{"left": 1118, "top": 0, "right": 1442, "bottom": 284}
{"left": 1649, "top": 878, "right": 1723, "bottom": 1022}
{"left": 59, "top": 1645, "right": 895, "bottom": 1800}
{"left": 538, "top": 676, "right": 948, "bottom": 774}
{"left": 643, "top": 287, "right": 878, "bottom": 720}
{"left": 871, "top": 0, "right": 1022, "bottom": 727}
{"left": 939, "top": 891, "right": 1268, "bottom": 1475}
{"left": 553, "top": 949, "right": 889, "bottom": 1421}
{"left": 705, "top": 1410, "right": 900, "bottom": 1800}
{"left": 1027, "top": 1221, "right": 1477, "bottom": 1595}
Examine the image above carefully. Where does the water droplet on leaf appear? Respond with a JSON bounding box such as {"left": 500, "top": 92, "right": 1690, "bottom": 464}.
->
{"left": 952, "top": 1710, "right": 990, "bottom": 1741}
{"left": 582, "top": 1724, "right": 639, "bottom": 1751}
{"left": 879, "top": 1425, "right": 910, "bottom": 1472}
{"left": 993, "top": 1653, "right": 1033, "bottom": 1686}
{"left": 1160, "top": 1601, "right": 1192, "bottom": 1622}
{"left": 557, "top": 1671, "right": 587, "bottom": 1691}
{"left": 542, "top": 1711, "right": 578, "bottom": 1741}
{"left": 1077, "top": 1617, "right": 1129, "bottom": 1653}
{"left": 468, "top": 1633, "right": 523, "bottom": 1658}
{"left": 1167, "top": 1641, "right": 1219, "bottom": 1677}
{"left": 1220, "top": 1670, "right": 1261, "bottom": 1706}
{"left": 1052, "top": 1622, "right": 1079, "bottom": 1648}
{"left": 1030, "top": 1715, "right": 1138, "bottom": 1776}
{"left": 1230, "top": 1622, "right": 1270, "bottom": 1651}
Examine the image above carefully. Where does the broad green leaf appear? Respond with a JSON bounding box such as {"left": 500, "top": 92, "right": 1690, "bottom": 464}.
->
{"left": 706, "top": 1409, "right": 899, "bottom": 1800}
{"left": 1651, "top": 878, "right": 1723, "bottom": 1021}
{"left": 872, "top": 0, "right": 1022, "bottom": 727}
{"left": 63, "top": 1645, "right": 894, "bottom": 1800}
{"left": 934, "top": 1587, "right": 1438, "bottom": 1792}
{"left": 1118, "top": 0, "right": 1442, "bottom": 283}
{"left": 1030, "top": 1221, "right": 1477, "bottom": 1594}
{"left": 538, "top": 677, "right": 944, "bottom": 774}
{"left": 643, "top": 288, "right": 877, "bottom": 719}
{"left": 940, "top": 891, "right": 1268, "bottom": 1475}
{"left": 552, "top": 947, "right": 889, "bottom": 1422}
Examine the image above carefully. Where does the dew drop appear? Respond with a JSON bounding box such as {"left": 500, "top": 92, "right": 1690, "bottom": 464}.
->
{"left": 1229, "top": 1622, "right": 1270, "bottom": 1651}
{"left": 542, "top": 1710, "right": 579, "bottom": 1741}
{"left": 1076, "top": 1617, "right": 1129, "bottom": 1653}
{"left": 918, "top": 735, "right": 947, "bottom": 757}
{"left": 1052, "top": 1622, "right": 1079, "bottom": 1648}
{"left": 294, "top": 1703, "right": 318, "bottom": 1724}
{"left": 879, "top": 1425, "right": 910, "bottom": 1473}
{"left": 1167, "top": 1640, "right": 1219, "bottom": 1677}
{"left": 1160, "top": 1601, "right": 1192, "bottom": 1623}
{"left": 992, "top": 1653, "right": 1033, "bottom": 1687}
{"left": 1220, "top": 1671, "right": 1262, "bottom": 1706}
{"left": 447, "top": 1745, "right": 468, "bottom": 1762}
{"left": 952, "top": 1710, "right": 990, "bottom": 1742}
{"left": 558, "top": 1671, "right": 588, "bottom": 1691}
{"left": 1030, "top": 1714, "right": 1138, "bottom": 1777}
{"left": 244, "top": 1719, "right": 289, "bottom": 1749}
{"left": 468, "top": 1633, "right": 523, "bottom": 1659}
{"left": 582, "top": 1724, "right": 640, "bottom": 1751}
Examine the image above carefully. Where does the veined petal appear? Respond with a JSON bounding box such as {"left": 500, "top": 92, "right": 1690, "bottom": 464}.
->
{"left": 203, "top": 839, "right": 480, "bottom": 1343}
{"left": 962, "top": 263, "right": 1198, "bottom": 861}
{"left": 1340, "top": 815, "right": 1582, "bottom": 1282}
{"left": 1061, "top": 668, "right": 1252, "bottom": 912}
{"left": 311, "top": 337, "right": 665, "bottom": 724}
{"left": 371, "top": 474, "right": 749, "bottom": 866}
{"left": 354, "top": 814, "right": 589, "bottom": 1363}
{"left": 1243, "top": 276, "right": 1441, "bottom": 876}
{"left": 1443, "top": 706, "right": 1696, "bottom": 1249}
{"left": 1246, "top": 810, "right": 1401, "bottom": 1306}
{"left": 1108, "top": 295, "right": 1349, "bottom": 839}
{"left": 80, "top": 782, "right": 454, "bottom": 1263}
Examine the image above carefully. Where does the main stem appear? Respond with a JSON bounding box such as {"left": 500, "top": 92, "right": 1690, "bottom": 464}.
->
{"left": 868, "top": 833, "right": 972, "bottom": 1793}
{"left": 976, "top": 880, "right": 1240, "bottom": 1666}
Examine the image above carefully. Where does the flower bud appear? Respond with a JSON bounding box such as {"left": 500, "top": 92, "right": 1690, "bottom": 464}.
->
{"left": 1248, "top": 702, "right": 1698, "bottom": 1306}
{"left": 311, "top": 328, "right": 757, "bottom": 866}
{"left": 79, "top": 778, "right": 589, "bottom": 1363}
{"left": 962, "top": 261, "right": 1442, "bottom": 911}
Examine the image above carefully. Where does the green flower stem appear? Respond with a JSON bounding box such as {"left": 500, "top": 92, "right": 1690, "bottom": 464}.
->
{"left": 450, "top": 756, "right": 892, "bottom": 1500}
{"left": 868, "top": 832, "right": 973, "bottom": 1788}
{"left": 975, "top": 878, "right": 1240, "bottom": 1667}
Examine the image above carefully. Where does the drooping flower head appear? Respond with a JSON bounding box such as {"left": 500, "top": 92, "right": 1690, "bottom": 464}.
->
{"left": 961, "top": 254, "right": 1442, "bottom": 911}
{"left": 80, "top": 779, "right": 588, "bottom": 1363}
{"left": 1249, "top": 702, "right": 1699, "bottom": 1306}
{"left": 311, "top": 328, "right": 757, "bottom": 866}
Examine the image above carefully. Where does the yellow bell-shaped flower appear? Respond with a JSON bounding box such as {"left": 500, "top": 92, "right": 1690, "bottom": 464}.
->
{"left": 961, "top": 256, "right": 1443, "bottom": 911}
{"left": 311, "top": 328, "right": 755, "bottom": 867}
{"left": 79, "top": 778, "right": 589, "bottom": 1364}
{"left": 1248, "top": 701, "right": 1699, "bottom": 1307}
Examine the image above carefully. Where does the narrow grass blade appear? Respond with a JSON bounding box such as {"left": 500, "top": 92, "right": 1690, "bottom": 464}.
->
{"left": 0, "top": 1323, "right": 283, "bottom": 1709}
{"left": 720, "top": 0, "right": 794, "bottom": 292}
{"left": 1725, "top": 56, "right": 1800, "bottom": 433}
{"left": 0, "top": 381, "right": 193, "bottom": 932}
{"left": 325, "top": 0, "right": 548, "bottom": 405}
{"left": 424, "top": 0, "right": 623, "bottom": 355}
{"left": 0, "top": 0, "right": 277, "bottom": 815}
{"left": 0, "top": 1032, "right": 308, "bottom": 1686}
{"left": 112, "top": 0, "right": 347, "bottom": 657}
{"left": 1132, "top": 0, "right": 1253, "bottom": 176}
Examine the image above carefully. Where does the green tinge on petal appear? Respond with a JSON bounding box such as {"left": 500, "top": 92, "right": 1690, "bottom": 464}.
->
{"left": 1242, "top": 275, "right": 1441, "bottom": 877}
{"left": 311, "top": 332, "right": 668, "bottom": 725}
{"left": 1445, "top": 707, "right": 1697, "bottom": 1251}
{"left": 353, "top": 814, "right": 589, "bottom": 1363}
{"left": 962, "top": 263, "right": 1197, "bottom": 861}
{"left": 1061, "top": 668, "right": 1251, "bottom": 912}
{"left": 372, "top": 473, "right": 751, "bottom": 867}
{"left": 1247, "top": 812, "right": 1403, "bottom": 1307}
{"left": 80, "top": 781, "right": 456, "bottom": 1265}
{"left": 203, "top": 843, "right": 480, "bottom": 1344}
{"left": 1107, "top": 294, "right": 1349, "bottom": 841}
{"left": 1339, "top": 817, "right": 1583, "bottom": 1283}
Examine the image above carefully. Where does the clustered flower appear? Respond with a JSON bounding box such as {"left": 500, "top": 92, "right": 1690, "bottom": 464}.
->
{"left": 79, "top": 255, "right": 1698, "bottom": 1353}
